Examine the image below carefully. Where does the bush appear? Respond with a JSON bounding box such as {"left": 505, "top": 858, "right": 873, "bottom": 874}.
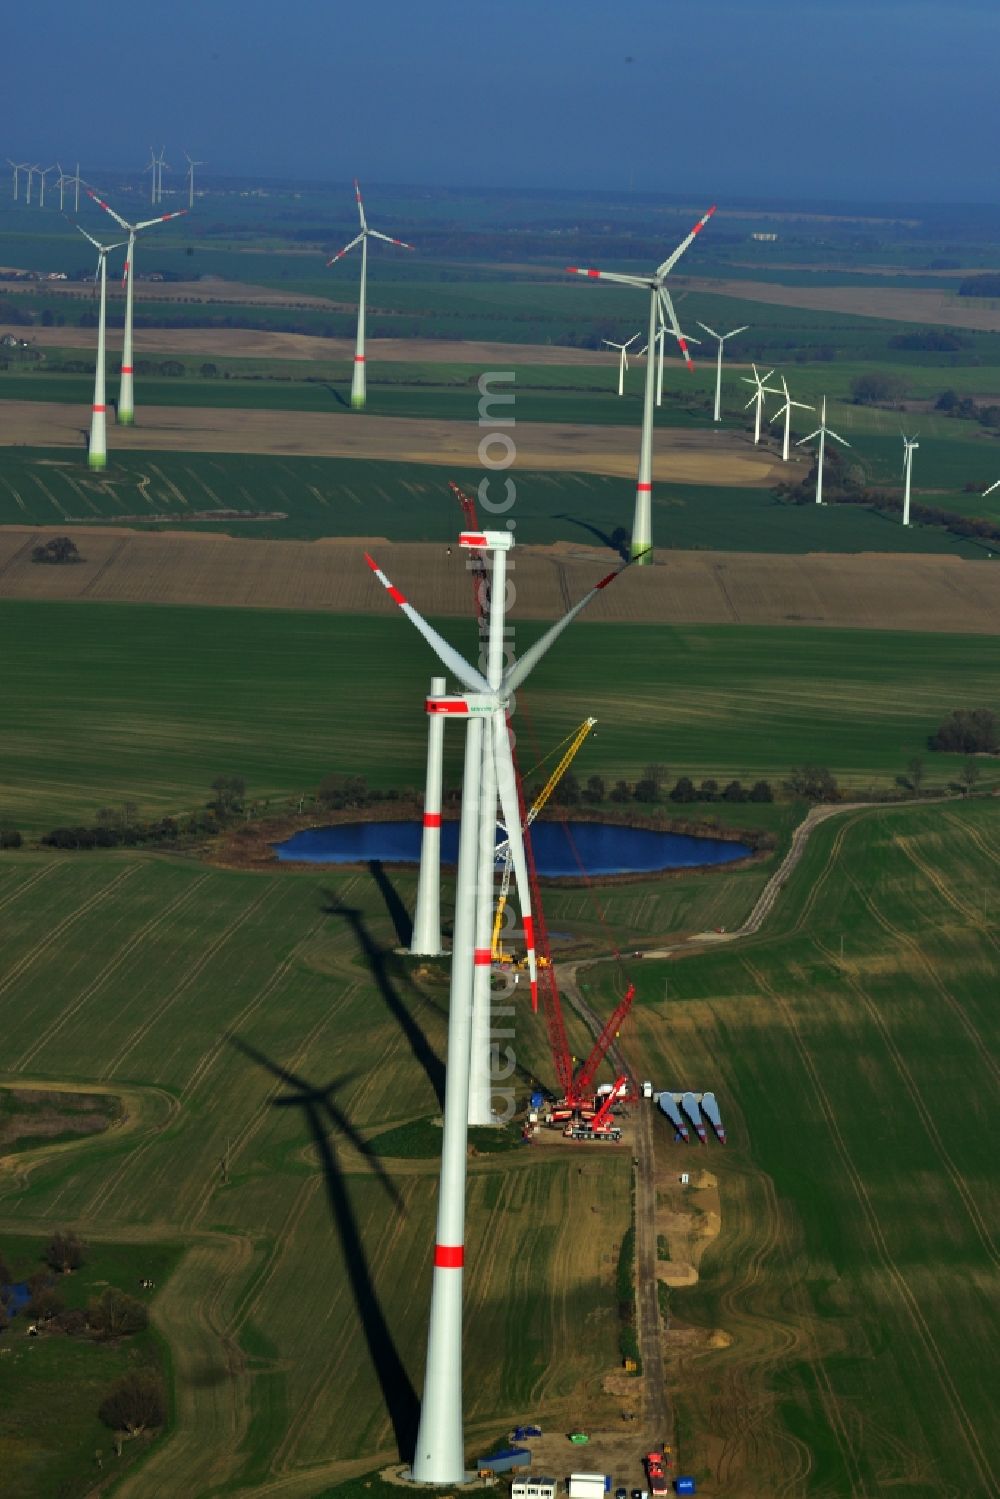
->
{"left": 609, "top": 779, "right": 632, "bottom": 804}
{"left": 98, "top": 1370, "right": 166, "bottom": 1435}
{"left": 929, "top": 709, "right": 998, "bottom": 754}
{"left": 722, "top": 780, "right": 747, "bottom": 803}
{"left": 784, "top": 765, "right": 840, "bottom": 802}
{"left": 45, "top": 1230, "right": 86, "bottom": 1274}
{"left": 669, "top": 776, "right": 697, "bottom": 804}
{"left": 0, "top": 829, "right": 21, "bottom": 849}
{"left": 87, "top": 1287, "right": 149, "bottom": 1339}
{"left": 28, "top": 1287, "right": 64, "bottom": 1322}
{"left": 748, "top": 780, "right": 774, "bottom": 803}
{"left": 850, "top": 373, "right": 906, "bottom": 406}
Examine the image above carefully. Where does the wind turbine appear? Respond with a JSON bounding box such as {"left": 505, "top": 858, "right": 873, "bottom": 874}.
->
{"left": 6, "top": 160, "right": 28, "bottom": 201}
{"left": 60, "top": 161, "right": 83, "bottom": 214}
{"left": 76, "top": 227, "right": 126, "bottom": 471}
{"left": 697, "top": 320, "right": 749, "bottom": 422}
{"left": 796, "top": 396, "right": 850, "bottom": 505}
{"left": 156, "top": 149, "right": 170, "bottom": 202}
{"left": 601, "top": 333, "right": 640, "bottom": 396}
{"left": 643, "top": 314, "right": 701, "bottom": 409}
{"left": 902, "top": 434, "right": 919, "bottom": 526}
{"left": 326, "top": 180, "right": 414, "bottom": 411}
{"left": 769, "top": 375, "right": 814, "bottom": 462}
{"left": 37, "top": 165, "right": 56, "bottom": 209}
{"left": 410, "top": 673, "right": 448, "bottom": 956}
{"left": 184, "top": 153, "right": 203, "bottom": 210}
{"left": 145, "top": 148, "right": 157, "bottom": 204}
{"left": 88, "top": 189, "right": 187, "bottom": 426}
{"left": 567, "top": 204, "right": 717, "bottom": 563}
{"left": 741, "top": 363, "right": 776, "bottom": 445}
{"left": 25, "top": 164, "right": 38, "bottom": 206}
{"left": 365, "top": 536, "right": 632, "bottom": 1481}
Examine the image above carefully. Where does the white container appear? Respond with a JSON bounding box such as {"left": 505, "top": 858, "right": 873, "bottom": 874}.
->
{"left": 569, "top": 1476, "right": 607, "bottom": 1499}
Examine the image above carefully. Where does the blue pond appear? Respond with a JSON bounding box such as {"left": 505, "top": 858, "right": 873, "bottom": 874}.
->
{"left": 275, "top": 821, "right": 750, "bottom": 877}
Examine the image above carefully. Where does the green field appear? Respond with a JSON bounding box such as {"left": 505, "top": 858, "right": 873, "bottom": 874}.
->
{"left": 0, "top": 448, "right": 989, "bottom": 554}
{"left": 585, "top": 798, "right": 1000, "bottom": 1496}
{"left": 0, "top": 601, "right": 997, "bottom": 833}
{"left": 0, "top": 850, "right": 635, "bottom": 1497}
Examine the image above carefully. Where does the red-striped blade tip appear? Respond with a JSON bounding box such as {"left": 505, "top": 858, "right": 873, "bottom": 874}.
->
{"left": 363, "top": 552, "right": 378, "bottom": 571}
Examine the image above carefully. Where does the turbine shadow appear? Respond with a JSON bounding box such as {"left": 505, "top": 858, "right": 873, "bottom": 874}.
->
{"left": 321, "top": 887, "right": 446, "bottom": 1110}
{"left": 325, "top": 382, "right": 350, "bottom": 409}
{"left": 553, "top": 512, "right": 629, "bottom": 560}
{"left": 368, "top": 858, "right": 413, "bottom": 948}
{"left": 230, "top": 1037, "right": 419, "bottom": 1458}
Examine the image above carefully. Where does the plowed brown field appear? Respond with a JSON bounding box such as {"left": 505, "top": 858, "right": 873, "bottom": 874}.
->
{"left": 1, "top": 527, "right": 997, "bottom": 632}
{"left": 681, "top": 276, "right": 1000, "bottom": 333}
{"left": 0, "top": 400, "right": 780, "bottom": 483}
{"left": 0, "top": 325, "right": 614, "bottom": 365}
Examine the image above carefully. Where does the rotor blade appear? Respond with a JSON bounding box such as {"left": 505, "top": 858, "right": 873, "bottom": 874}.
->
{"left": 354, "top": 177, "right": 367, "bottom": 231}
{"left": 655, "top": 203, "right": 716, "bottom": 278}
{"left": 658, "top": 287, "right": 694, "bottom": 371}
{"left": 984, "top": 479, "right": 1000, "bottom": 495}
{"left": 493, "top": 715, "right": 537, "bottom": 1008}
{"left": 368, "top": 228, "right": 415, "bottom": 250}
{"left": 134, "top": 209, "right": 187, "bottom": 230}
{"left": 744, "top": 393, "right": 759, "bottom": 411}
{"left": 565, "top": 265, "right": 650, "bottom": 288}
{"left": 796, "top": 429, "right": 822, "bottom": 446}
{"left": 326, "top": 231, "right": 364, "bottom": 265}
{"left": 75, "top": 224, "right": 102, "bottom": 251}
{"left": 86, "top": 187, "right": 129, "bottom": 230}
{"left": 623, "top": 332, "right": 641, "bottom": 348}
{"left": 721, "top": 324, "right": 750, "bottom": 340}
{"left": 503, "top": 557, "right": 636, "bottom": 694}
{"left": 827, "top": 429, "right": 850, "bottom": 447}
{"left": 696, "top": 320, "right": 720, "bottom": 340}
{"left": 364, "top": 553, "right": 488, "bottom": 691}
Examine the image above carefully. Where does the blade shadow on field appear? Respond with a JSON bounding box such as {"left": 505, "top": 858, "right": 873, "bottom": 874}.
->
{"left": 230, "top": 1036, "right": 419, "bottom": 1458}
{"left": 325, "top": 383, "right": 350, "bottom": 409}
{"left": 368, "top": 858, "right": 413, "bottom": 948}
{"left": 321, "top": 887, "right": 446, "bottom": 1110}
{"left": 553, "top": 512, "right": 630, "bottom": 559}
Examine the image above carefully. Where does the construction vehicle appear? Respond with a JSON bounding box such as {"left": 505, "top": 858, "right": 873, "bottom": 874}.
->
{"left": 564, "top": 1075, "right": 628, "bottom": 1141}
{"left": 492, "top": 716, "right": 597, "bottom": 965}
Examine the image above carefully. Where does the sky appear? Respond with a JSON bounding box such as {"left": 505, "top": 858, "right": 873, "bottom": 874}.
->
{"left": 4, "top": 0, "right": 998, "bottom": 203}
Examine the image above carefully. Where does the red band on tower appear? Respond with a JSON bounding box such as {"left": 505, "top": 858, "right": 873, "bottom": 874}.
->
{"left": 434, "top": 1244, "right": 464, "bottom": 1268}
{"left": 474, "top": 949, "right": 492, "bottom": 966}
{"left": 637, "top": 482, "right": 652, "bottom": 491}
{"left": 354, "top": 355, "right": 366, "bottom": 363}
{"left": 121, "top": 366, "right": 133, "bottom": 375}
{"left": 422, "top": 812, "right": 441, "bottom": 828}
{"left": 92, "top": 405, "right": 106, "bottom": 413}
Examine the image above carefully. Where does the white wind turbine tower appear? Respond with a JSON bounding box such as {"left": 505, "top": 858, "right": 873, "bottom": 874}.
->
{"left": 89, "top": 188, "right": 188, "bottom": 425}
{"left": 643, "top": 313, "right": 701, "bottom": 409}
{"left": 145, "top": 148, "right": 158, "bottom": 204}
{"left": 37, "top": 165, "right": 56, "bottom": 209}
{"left": 58, "top": 162, "right": 83, "bottom": 214}
{"left": 366, "top": 538, "right": 630, "bottom": 1482}
{"left": 410, "top": 673, "right": 448, "bottom": 956}
{"left": 76, "top": 226, "right": 126, "bottom": 471}
{"left": 697, "top": 320, "right": 749, "bottom": 422}
{"left": 184, "top": 153, "right": 204, "bottom": 210}
{"left": 7, "top": 160, "right": 29, "bottom": 201}
{"left": 769, "top": 375, "right": 814, "bottom": 462}
{"left": 326, "top": 180, "right": 414, "bottom": 411}
{"left": 741, "top": 363, "right": 776, "bottom": 445}
{"left": 902, "top": 434, "right": 919, "bottom": 526}
{"left": 796, "top": 396, "right": 850, "bottom": 505}
{"left": 156, "top": 149, "right": 170, "bottom": 202}
{"left": 25, "top": 165, "right": 39, "bottom": 206}
{"left": 567, "top": 205, "right": 716, "bottom": 562}
{"left": 601, "top": 333, "right": 640, "bottom": 396}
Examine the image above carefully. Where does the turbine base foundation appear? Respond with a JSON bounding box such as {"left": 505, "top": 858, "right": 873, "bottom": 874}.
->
{"left": 88, "top": 452, "right": 107, "bottom": 471}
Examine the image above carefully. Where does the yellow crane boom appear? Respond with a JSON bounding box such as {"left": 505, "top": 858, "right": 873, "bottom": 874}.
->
{"left": 492, "top": 717, "right": 597, "bottom": 961}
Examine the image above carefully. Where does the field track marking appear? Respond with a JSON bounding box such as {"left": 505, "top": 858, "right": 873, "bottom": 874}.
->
{"left": 0, "top": 866, "right": 137, "bottom": 1008}
{"left": 0, "top": 861, "right": 59, "bottom": 918}
{"left": 79, "top": 535, "right": 129, "bottom": 596}
{"left": 940, "top": 809, "right": 1000, "bottom": 868}
{"left": 186, "top": 984, "right": 362, "bottom": 1229}
{"left": 743, "top": 957, "right": 998, "bottom": 1496}
{"left": 842, "top": 870, "right": 1000, "bottom": 1091}
{"left": 180, "top": 913, "right": 327, "bottom": 1104}
{"left": 892, "top": 829, "right": 999, "bottom": 947}
{"left": 101, "top": 883, "right": 274, "bottom": 1081}
{"left": 0, "top": 529, "right": 36, "bottom": 575}
{"left": 14, "top": 872, "right": 213, "bottom": 1070}
{"left": 815, "top": 937, "right": 1000, "bottom": 1270}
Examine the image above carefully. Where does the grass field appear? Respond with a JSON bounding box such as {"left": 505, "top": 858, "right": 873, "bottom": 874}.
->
{"left": 0, "top": 601, "right": 997, "bottom": 832}
{"left": 585, "top": 797, "right": 1000, "bottom": 1497}
{"left": 0, "top": 850, "right": 641, "bottom": 1497}
{"left": 0, "top": 447, "right": 988, "bottom": 555}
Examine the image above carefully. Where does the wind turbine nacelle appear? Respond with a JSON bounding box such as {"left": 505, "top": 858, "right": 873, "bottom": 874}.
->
{"left": 426, "top": 693, "right": 495, "bottom": 716}
{"left": 459, "top": 530, "right": 513, "bottom": 552}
